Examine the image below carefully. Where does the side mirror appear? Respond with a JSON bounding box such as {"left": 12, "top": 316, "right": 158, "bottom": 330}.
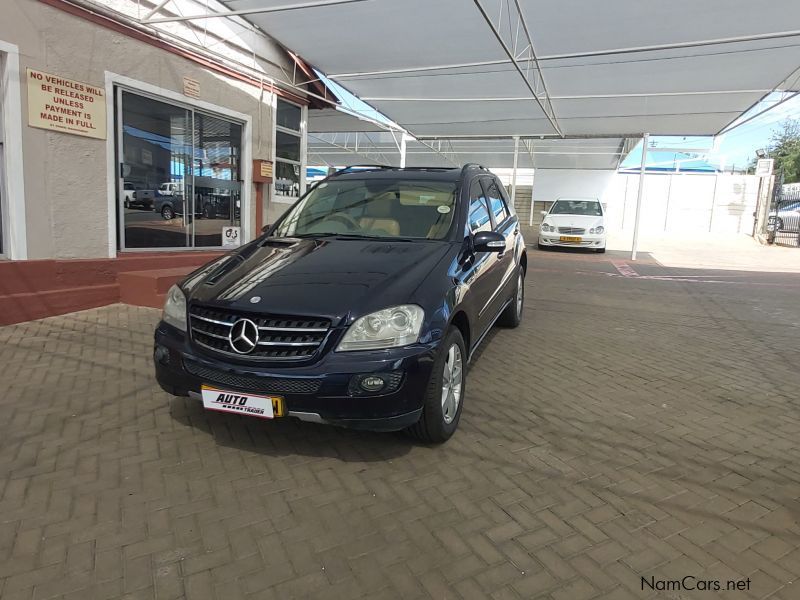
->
{"left": 540, "top": 210, "right": 548, "bottom": 217}
{"left": 261, "top": 223, "right": 273, "bottom": 233}
{"left": 473, "top": 230, "right": 506, "bottom": 253}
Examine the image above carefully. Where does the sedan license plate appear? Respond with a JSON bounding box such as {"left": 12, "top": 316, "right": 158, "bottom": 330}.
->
{"left": 201, "top": 385, "right": 284, "bottom": 419}
{"left": 559, "top": 236, "right": 582, "bottom": 243}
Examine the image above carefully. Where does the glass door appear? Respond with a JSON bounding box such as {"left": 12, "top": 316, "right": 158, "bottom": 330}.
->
{"left": 192, "top": 111, "right": 242, "bottom": 247}
{"left": 119, "top": 90, "right": 192, "bottom": 249}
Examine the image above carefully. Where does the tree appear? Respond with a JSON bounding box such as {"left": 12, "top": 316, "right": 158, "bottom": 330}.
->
{"left": 769, "top": 120, "right": 800, "bottom": 183}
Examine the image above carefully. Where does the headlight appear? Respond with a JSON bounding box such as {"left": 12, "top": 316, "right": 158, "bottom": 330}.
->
{"left": 337, "top": 305, "right": 424, "bottom": 351}
{"left": 541, "top": 223, "right": 554, "bottom": 232}
{"left": 162, "top": 284, "right": 187, "bottom": 331}
{"left": 592, "top": 226, "right": 605, "bottom": 234}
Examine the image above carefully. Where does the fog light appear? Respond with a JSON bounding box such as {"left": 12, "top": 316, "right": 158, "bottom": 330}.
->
{"left": 154, "top": 345, "right": 170, "bottom": 366}
{"left": 348, "top": 371, "right": 404, "bottom": 396}
{"left": 360, "top": 375, "right": 386, "bottom": 392}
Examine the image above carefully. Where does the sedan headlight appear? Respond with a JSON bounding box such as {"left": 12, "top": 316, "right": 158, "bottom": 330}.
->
{"left": 590, "top": 225, "right": 605, "bottom": 234}
{"left": 162, "top": 284, "right": 187, "bottom": 331}
{"left": 541, "top": 223, "right": 554, "bottom": 232}
{"left": 338, "top": 305, "right": 424, "bottom": 351}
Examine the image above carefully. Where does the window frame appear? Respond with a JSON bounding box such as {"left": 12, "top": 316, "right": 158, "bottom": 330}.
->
{"left": 113, "top": 83, "right": 248, "bottom": 253}
{"left": 272, "top": 97, "right": 307, "bottom": 205}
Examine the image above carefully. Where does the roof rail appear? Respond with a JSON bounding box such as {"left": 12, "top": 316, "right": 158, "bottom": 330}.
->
{"left": 333, "top": 164, "right": 394, "bottom": 175}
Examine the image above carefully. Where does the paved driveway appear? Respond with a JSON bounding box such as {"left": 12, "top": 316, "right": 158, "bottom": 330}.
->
{"left": 1, "top": 249, "right": 799, "bottom": 600}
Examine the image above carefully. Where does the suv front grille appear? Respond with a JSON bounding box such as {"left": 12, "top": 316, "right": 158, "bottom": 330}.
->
{"left": 184, "top": 359, "right": 322, "bottom": 394}
{"left": 558, "top": 227, "right": 585, "bottom": 235}
{"left": 189, "top": 305, "right": 330, "bottom": 359}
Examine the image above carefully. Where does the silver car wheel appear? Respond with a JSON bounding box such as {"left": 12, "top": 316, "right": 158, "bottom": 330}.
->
{"left": 516, "top": 273, "right": 524, "bottom": 315}
{"left": 441, "top": 343, "right": 463, "bottom": 424}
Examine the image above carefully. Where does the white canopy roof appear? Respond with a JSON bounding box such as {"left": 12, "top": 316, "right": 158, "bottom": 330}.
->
{"left": 219, "top": 0, "right": 800, "bottom": 138}
{"left": 308, "top": 133, "right": 631, "bottom": 170}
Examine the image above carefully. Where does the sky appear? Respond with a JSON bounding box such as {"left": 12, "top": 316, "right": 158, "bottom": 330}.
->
{"left": 619, "top": 92, "right": 800, "bottom": 172}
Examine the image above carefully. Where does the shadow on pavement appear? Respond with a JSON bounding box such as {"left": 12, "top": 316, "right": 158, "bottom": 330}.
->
{"left": 168, "top": 395, "right": 417, "bottom": 462}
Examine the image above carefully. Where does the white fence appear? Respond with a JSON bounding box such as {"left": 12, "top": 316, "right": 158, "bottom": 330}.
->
{"left": 524, "top": 171, "right": 761, "bottom": 235}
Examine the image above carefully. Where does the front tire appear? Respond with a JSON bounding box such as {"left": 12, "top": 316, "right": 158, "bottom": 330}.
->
{"left": 407, "top": 327, "right": 466, "bottom": 443}
{"left": 161, "top": 205, "right": 175, "bottom": 220}
{"left": 498, "top": 269, "right": 524, "bottom": 328}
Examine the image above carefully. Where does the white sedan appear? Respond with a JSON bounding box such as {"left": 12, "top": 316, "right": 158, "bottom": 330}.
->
{"left": 538, "top": 198, "right": 606, "bottom": 253}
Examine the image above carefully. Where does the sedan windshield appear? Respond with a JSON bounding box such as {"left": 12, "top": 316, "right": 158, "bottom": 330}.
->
{"left": 272, "top": 178, "right": 457, "bottom": 240}
{"left": 550, "top": 200, "right": 603, "bottom": 216}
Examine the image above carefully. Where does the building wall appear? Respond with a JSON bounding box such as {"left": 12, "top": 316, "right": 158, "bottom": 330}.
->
{"left": 0, "top": 0, "right": 297, "bottom": 259}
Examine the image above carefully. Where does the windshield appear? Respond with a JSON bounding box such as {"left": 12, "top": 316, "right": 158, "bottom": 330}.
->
{"left": 272, "top": 178, "right": 457, "bottom": 240}
{"left": 550, "top": 200, "right": 603, "bottom": 216}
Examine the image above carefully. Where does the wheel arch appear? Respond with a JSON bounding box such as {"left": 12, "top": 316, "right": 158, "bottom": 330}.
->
{"left": 449, "top": 310, "right": 471, "bottom": 356}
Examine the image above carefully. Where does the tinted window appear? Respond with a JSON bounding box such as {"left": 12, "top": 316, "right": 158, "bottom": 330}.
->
{"left": 468, "top": 179, "right": 492, "bottom": 233}
{"left": 485, "top": 181, "right": 509, "bottom": 224}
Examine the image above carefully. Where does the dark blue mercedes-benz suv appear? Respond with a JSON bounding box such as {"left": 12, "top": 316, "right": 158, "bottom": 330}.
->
{"left": 154, "top": 164, "right": 527, "bottom": 442}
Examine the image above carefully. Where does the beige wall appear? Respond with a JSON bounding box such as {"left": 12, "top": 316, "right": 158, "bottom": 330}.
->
{"left": 1, "top": 0, "right": 297, "bottom": 259}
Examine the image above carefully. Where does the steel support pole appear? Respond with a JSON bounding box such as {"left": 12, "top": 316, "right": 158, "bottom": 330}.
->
{"left": 511, "top": 136, "right": 519, "bottom": 208}
{"left": 631, "top": 133, "right": 649, "bottom": 261}
{"left": 400, "top": 134, "right": 407, "bottom": 168}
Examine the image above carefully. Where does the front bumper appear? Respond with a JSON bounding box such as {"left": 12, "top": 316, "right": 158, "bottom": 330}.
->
{"left": 538, "top": 232, "right": 605, "bottom": 248}
{"left": 154, "top": 322, "right": 436, "bottom": 431}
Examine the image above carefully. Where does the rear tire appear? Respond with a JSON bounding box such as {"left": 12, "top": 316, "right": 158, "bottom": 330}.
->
{"left": 407, "top": 327, "right": 466, "bottom": 444}
{"left": 497, "top": 269, "right": 524, "bottom": 328}
{"left": 161, "top": 205, "right": 175, "bottom": 220}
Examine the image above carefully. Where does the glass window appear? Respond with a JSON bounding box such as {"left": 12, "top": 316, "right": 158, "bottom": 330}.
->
{"left": 275, "top": 161, "right": 301, "bottom": 199}
{"left": 277, "top": 100, "right": 301, "bottom": 131}
{"left": 272, "top": 178, "right": 457, "bottom": 240}
{"left": 550, "top": 199, "right": 603, "bottom": 216}
{"left": 118, "top": 90, "right": 242, "bottom": 250}
{"left": 276, "top": 130, "right": 301, "bottom": 162}
{"left": 485, "top": 181, "right": 509, "bottom": 224}
{"left": 275, "top": 99, "right": 303, "bottom": 201}
{"left": 468, "top": 179, "right": 492, "bottom": 233}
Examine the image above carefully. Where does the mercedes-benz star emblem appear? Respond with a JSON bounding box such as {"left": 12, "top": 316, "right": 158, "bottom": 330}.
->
{"left": 228, "top": 318, "right": 259, "bottom": 354}
{"left": 250, "top": 296, "right": 261, "bottom": 304}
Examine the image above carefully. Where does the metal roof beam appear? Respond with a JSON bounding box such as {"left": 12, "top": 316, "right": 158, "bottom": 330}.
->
{"left": 471, "top": 0, "right": 563, "bottom": 136}
{"left": 141, "top": 0, "right": 372, "bottom": 25}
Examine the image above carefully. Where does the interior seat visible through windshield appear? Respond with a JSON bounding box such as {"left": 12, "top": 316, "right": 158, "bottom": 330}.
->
{"left": 271, "top": 177, "right": 458, "bottom": 240}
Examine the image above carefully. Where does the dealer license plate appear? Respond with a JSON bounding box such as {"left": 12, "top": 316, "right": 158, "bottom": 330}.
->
{"left": 201, "top": 385, "right": 284, "bottom": 419}
{"left": 559, "top": 236, "right": 582, "bottom": 243}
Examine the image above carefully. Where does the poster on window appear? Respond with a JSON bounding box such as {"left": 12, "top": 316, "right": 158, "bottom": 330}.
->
{"left": 26, "top": 69, "right": 106, "bottom": 140}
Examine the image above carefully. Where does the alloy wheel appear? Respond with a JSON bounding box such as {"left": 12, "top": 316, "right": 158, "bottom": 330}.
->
{"left": 440, "top": 343, "right": 463, "bottom": 424}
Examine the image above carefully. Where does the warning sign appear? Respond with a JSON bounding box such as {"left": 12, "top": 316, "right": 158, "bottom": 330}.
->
{"left": 27, "top": 69, "right": 106, "bottom": 140}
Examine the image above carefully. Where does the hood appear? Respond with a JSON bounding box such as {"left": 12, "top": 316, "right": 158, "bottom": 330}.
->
{"left": 183, "top": 238, "right": 451, "bottom": 324}
{"left": 543, "top": 214, "right": 604, "bottom": 229}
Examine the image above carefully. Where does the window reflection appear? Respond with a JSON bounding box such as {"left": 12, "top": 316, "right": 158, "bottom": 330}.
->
{"left": 119, "top": 91, "right": 242, "bottom": 249}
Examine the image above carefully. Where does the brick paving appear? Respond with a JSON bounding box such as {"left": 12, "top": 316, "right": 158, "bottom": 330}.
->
{"left": 1, "top": 248, "right": 799, "bottom": 600}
